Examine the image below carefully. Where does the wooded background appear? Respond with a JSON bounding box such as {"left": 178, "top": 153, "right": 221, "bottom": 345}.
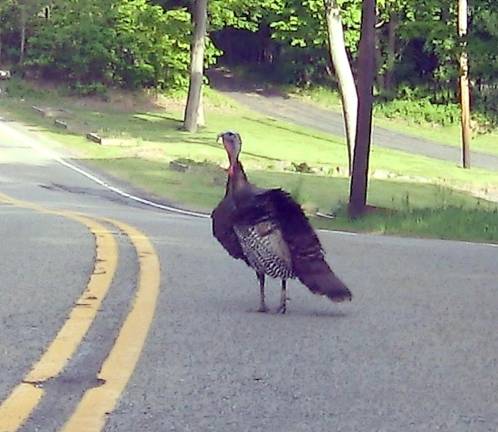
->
{"left": 0, "top": 0, "right": 496, "bottom": 126}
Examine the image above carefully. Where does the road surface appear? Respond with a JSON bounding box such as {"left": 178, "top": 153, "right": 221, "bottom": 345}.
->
{"left": 0, "top": 115, "right": 497, "bottom": 431}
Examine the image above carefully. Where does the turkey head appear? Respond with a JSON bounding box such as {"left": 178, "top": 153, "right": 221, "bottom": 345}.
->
{"left": 217, "top": 131, "right": 242, "bottom": 175}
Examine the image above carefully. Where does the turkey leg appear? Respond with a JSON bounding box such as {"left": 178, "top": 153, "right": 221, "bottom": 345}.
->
{"left": 276, "top": 279, "right": 287, "bottom": 314}
{"left": 256, "top": 272, "right": 268, "bottom": 312}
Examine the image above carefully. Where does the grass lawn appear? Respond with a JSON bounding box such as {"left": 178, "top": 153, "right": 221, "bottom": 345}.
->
{"left": 1, "top": 81, "right": 497, "bottom": 243}
{"left": 289, "top": 85, "right": 498, "bottom": 157}
{"left": 88, "top": 158, "right": 498, "bottom": 243}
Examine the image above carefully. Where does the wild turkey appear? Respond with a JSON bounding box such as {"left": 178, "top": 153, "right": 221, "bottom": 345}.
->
{"left": 211, "top": 131, "right": 352, "bottom": 313}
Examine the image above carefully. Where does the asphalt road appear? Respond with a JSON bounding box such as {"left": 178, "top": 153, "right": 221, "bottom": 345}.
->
{"left": 0, "top": 116, "right": 497, "bottom": 432}
{"left": 208, "top": 68, "right": 498, "bottom": 172}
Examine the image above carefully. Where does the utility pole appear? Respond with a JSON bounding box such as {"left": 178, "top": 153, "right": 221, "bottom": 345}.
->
{"left": 458, "top": 0, "right": 471, "bottom": 168}
{"left": 348, "top": 0, "right": 376, "bottom": 219}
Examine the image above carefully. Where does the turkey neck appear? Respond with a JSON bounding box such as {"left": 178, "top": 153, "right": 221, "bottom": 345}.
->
{"left": 226, "top": 159, "right": 249, "bottom": 194}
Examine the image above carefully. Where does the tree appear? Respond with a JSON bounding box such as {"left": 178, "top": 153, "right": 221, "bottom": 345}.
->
{"left": 183, "top": 0, "right": 207, "bottom": 132}
{"left": 0, "top": 0, "right": 14, "bottom": 62}
{"left": 382, "top": 5, "right": 399, "bottom": 93}
{"left": 16, "top": 0, "right": 42, "bottom": 63}
{"left": 18, "top": 3, "right": 27, "bottom": 63}
{"left": 457, "top": 0, "right": 471, "bottom": 168}
{"left": 24, "top": 0, "right": 193, "bottom": 92}
{"left": 324, "top": 0, "right": 358, "bottom": 175}
{"left": 0, "top": 0, "right": 40, "bottom": 64}
{"left": 349, "top": 0, "right": 376, "bottom": 219}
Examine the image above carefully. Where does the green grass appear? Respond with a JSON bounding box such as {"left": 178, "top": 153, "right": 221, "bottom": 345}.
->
{"left": 80, "top": 157, "right": 495, "bottom": 212}
{"left": 288, "top": 85, "right": 498, "bottom": 157}
{"left": 374, "top": 118, "right": 498, "bottom": 157}
{"left": 69, "top": 157, "right": 498, "bottom": 244}
{"left": 2, "top": 92, "right": 498, "bottom": 193}
{"left": 1, "top": 81, "right": 497, "bottom": 243}
{"left": 287, "top": 85, "right": 343, "bottom": 113}
{"left": 315, "top": 206, "right": 498, "bottom": 244}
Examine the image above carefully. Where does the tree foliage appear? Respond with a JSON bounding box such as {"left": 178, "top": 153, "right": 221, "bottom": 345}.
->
{"left": 0, "top": 0, "right": 495, "bottom": 122}
{"left": 23, "top": 0, "right": 195, "bottom": 91}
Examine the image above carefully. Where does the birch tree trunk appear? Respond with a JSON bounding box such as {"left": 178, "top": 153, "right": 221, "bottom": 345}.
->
{"left": 19, "top": 6, "right": 26, "bottom": 63}
{"left": 348, "top": 0, "right": 376, "bottom": 219}
{"left": 458, "top": 0, "right": 471, "bottom": 168}
{"left": 324, "top": 0, "right": 358, "bottom": 176}
{"left": 184, "top": 0, "right": 207, "bottom": 133}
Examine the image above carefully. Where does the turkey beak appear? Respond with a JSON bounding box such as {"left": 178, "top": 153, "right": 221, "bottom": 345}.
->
{"left": 216, "top": 133, "right": 224, "bottom": 144}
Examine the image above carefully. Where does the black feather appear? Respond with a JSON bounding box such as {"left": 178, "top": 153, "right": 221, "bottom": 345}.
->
{"left": 212, "top": 197, "right": 247, "bottom": 262}
{"left": 211, "top": 134, "right": 352, "bottom": 307}
{"left": 261, "top": 189, "right": 352, "bottom": 302}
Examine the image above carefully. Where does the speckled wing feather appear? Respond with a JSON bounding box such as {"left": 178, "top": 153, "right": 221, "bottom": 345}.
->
{"left": 234, "top": 220, "right": 293, "bottom": 279}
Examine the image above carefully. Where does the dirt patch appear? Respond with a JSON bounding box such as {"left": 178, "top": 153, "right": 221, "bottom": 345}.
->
{"left": 464, "top": 185, "right": 498, "bottom": 203}
{"left": 16, "top": 78, "right": 185, "bottom": 114}
{"left": 71, "top": 89, "right": 164, "bottom": 113}
{"left": 207, "top": 66, "right": 288, "bottom": 97}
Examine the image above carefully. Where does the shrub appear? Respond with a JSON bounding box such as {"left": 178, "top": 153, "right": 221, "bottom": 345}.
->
{"left": 24, "top": 0, "right": 220, "bottom": 91}
{"left": 69, "top": 82, "right": 108, "bottom": 97}
{"left": 375, "top": 97, "right": 460, "bottom": 126}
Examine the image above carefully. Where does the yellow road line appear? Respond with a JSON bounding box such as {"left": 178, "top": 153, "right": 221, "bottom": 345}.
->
{"left": 0, "top": 384, "right": 43, "bottom": 432}
{"left": 0, "top": 194, "right": 119, "bottom": 432}
{"left": 61, "top": 219, "right": 161, "bottom": 432}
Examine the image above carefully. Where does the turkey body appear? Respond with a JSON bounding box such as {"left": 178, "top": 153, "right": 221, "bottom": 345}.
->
{"left": 211, "top": 131, "right": 352, "bottom": 313}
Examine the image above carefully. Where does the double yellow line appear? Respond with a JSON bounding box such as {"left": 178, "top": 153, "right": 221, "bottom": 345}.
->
{"left": 0, "top": 193, "right": 161, "bottom": 431}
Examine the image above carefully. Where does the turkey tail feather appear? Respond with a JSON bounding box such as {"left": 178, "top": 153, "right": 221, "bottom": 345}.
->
{"left": 265, "top": 188, "right": 352, "bottom": 302}
{"left": 296, "top": 259, "right": 352, "bottom": 302}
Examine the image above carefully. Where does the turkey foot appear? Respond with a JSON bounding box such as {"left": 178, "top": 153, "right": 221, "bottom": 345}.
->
{"left": 274, "top": 304, "right": 286, "bottom": 314}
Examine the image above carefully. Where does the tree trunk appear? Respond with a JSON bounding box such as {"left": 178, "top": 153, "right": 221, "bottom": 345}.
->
{"left": 183, "top": 0, "right": 207, "bottom": 133}
{"left": 19, "top": 6, "right": 26, "bottom": 64}
{"left": 348, "top": 0, "right": 377, "bottom": 219}
{"left": 383, "top": 12, "right": 398, "bottom": 94}
{"left": 458, "top": 0, "right": 471, "bottom": 168}
{"left": 197, "top": 89, "right": 205, "bottom": 127}
{"left": 324, "top": 0, "right": 358, "bottom": 176}
{"left": 374, "top": 26, "right": 383, "bottom": 91}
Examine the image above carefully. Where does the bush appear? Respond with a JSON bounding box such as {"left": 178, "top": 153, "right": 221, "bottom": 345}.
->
{"left": 24, "top": 0, "right": 219, "bottom": 91}
{"left": 68, "top": 82, "right": 108, "bottom": 97}
{"left": 375, "top": 97, "right": 461, "bottom": 126}
{"left": 4, "top": 77, "right": 49, "bottom": 99}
